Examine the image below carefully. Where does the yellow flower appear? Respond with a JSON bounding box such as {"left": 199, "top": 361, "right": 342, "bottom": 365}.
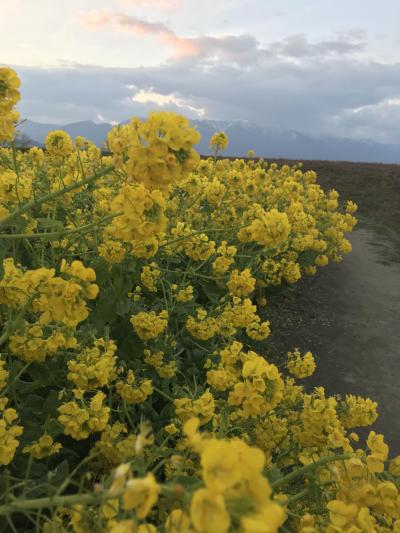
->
{"left": 206, "top": 368, "right": 235, "bottom": 391}
{"left": 131, "top": 310, "right": 168, "bottom": 340}
{"left": 346, "top": 200, "right": 358, "bottom": 213}
{"left": 0, "top": 67, "right": 21, "bottom": 141}
{"left": 141, "top": 263, "right": 161, "bottom": 292}
{"left": 287, "top": 349, "right": 316, "bottom": 378}
{"left": 109, "top": 463, "right": 131, "bottom": 496}
{"left": 109, "top": 520, "right": 136, "bottom": 533}
{"left": 165, "top": 509, "right": 192, "bottom": 532}
{"left": 138, "top": 525, "right": 157, "bottom": 533}
{"left": 315, "top": 254, "right": 329, "bottom": 267}
{"left": 240, "top": 208, "right": 291, "bottom": 248}
{"left": 340, "top": 394, "right": 377, "bottom": 429}
{"left": 0, "top": 407, "right": 23, "bottom": 465}
{"left": 108, "top": 183, "right": 166, "bottom": 243}
{"left": 241, "top": 502, "right": 287, "bottom": 532}
{"left": 174, "top": 390, "right": 215, "bottom": 425}
{"left": 98, "top": 239, "right": 127, "bottom": 264}
{"left": 57, "top": 392, "right": 109, "bottom": 440}
{"left": 45, "top": 130, "right": 73, "bottom": 157}
{"left": 201, "top": 439, "right": 243, "bottom": 492}
{"left": 123, "top": 473, "right": 160, "bottom": 519}
{"left": 190, "top": 488, "right": 230, "bottom": 533}
{"left": 389, "top": 455, "right": 400, "bottom": 476}
{"left": 186, "top": 314, "right": 218, "bottom": 340}
{"left": 304, "top": 265, "right": 317, "bottom": 276}
{"left": 67, "top": 338, "right": 117, "bottom": 390}
{"left": 165, "top": 423, "right": 179, "bottom": 435}
{"left": 101, "top": 498, "right": 119, "bottom": 519}
{"left": 209, "top": 131, "right": 229, "bottom": 153}
{"left": 175, "top": 284, "right": 194, "bottom": 302}
{"left": 327, "top": 500, "right": 358, "bottom": 528}
{"left": 245, "top": 320, "right": 271, "bottom": 341}
{"left": 23, "top": 435, "right": 61, "bottom": 459}
{"left": 116, "top": 370, "right": 153, "bottom": 404}
{"left": 227, "top": 268, "right": 256, "bottom": 298}
{"left": 366, "top": 431, "right": 388, "bottom": 473}
{"left": 0, "top": 358, "right": 9, "bottom": 391}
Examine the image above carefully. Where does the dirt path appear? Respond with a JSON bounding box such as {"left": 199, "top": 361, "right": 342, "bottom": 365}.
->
{"left": 266, "top": 225, "right": 400, "bottom": 453}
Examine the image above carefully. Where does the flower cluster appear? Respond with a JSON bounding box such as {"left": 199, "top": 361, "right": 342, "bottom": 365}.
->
{"left": 184, "top": 418, "right": 286, "bottom": 533}
{"left": 286, "top": 348, "right": 316, "bottom": 378}
{"left": 67, "top": 338, "right": 117, "bottom": 390}
{"left": 0, "top": 405, "right": 23, "bottom": 465}
{"left": 130, "top": 310, "right": 168, "bottom": 340}
{"left": 107, "top": 112, "right": 200, "bottom": 192}
{"left": 23, "top": 435, "right": 61, "bottom": 459}
{"left": 0, "top": 358, "right": 23, "bottom": 466}
{"left": 115, "top": 370, "right": 153, "bottom": 404}
{"left": 45, "top": 130, "right": 74, "bottom": 158}
{"left": 1, "top": 68, "right": 395, "bottom": 533}
{"left": 58, "top": 391, "right": 110, "bottom": 440}
{"left": 209, "top": 131, "right": 229, "bottom": 153}
{"left": 0, "top": 67, "right": 20, "bottom": 142}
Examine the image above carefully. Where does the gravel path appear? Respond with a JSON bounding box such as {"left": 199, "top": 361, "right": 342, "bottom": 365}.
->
{"left": 266, "top": 226, "right": 400, "bottom": 453}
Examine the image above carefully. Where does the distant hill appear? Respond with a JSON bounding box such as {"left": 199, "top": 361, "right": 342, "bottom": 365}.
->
{"left": 18, "top": 118, "right": 400, "bottom": 164}
{"left": 18, "top": 120, "right": 111, "bottom": 148}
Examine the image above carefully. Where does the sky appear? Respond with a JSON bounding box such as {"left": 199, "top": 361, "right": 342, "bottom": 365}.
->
{"left": 2, "top": 0, "right": 400, "bottom": 143}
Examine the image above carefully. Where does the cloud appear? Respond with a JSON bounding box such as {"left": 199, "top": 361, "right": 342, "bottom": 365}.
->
{"left": 132, "top": 88, "right": 205, "bottom": 116}
{"left": 330, "top": 96, "right": 400, "bottom": 143}
{"left": 79, "top": 10, "right": 268, "bottom": 62}
{"left": 80, "top": 10, "right": 367, "bottom": 66}
{"left": 13, "top": 26, "right": 400, "bottom": 144}
{"left": 80, "top": 9, "right": 113, "bottom": 30}
{"left": 117, "top": 0, "right": 182, "bottom": 7}
{"left": 269, "top": 34, "right": 365, "bottom": 59}
{"left": 80, "top": 10, "right": 197, "bottom": 58}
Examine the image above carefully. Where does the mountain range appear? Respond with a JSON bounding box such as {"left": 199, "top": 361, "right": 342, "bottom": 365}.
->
{"left": 17, "top": 118, "right": 400, "bottom": 164}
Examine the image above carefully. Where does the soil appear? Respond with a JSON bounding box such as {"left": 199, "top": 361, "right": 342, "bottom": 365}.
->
{"left": 262, "top": 159, "right": 400, "bottom": 454}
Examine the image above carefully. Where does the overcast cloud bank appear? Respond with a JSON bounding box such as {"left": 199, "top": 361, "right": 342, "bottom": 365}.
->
{"left": 6, "top": 2, "right": 400, "bottom": 151}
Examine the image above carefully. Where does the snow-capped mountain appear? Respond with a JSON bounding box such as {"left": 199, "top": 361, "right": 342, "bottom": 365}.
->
{"left": 17, "top": 118, "right": 400, "bottom": 164}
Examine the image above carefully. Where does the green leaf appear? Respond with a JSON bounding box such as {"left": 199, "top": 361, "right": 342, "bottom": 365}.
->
{"left": 93, "top": 287, "right": 118, "bottom": 326}
{"left": 115, "top": 297, "right": 131, "bottom": 316}
{"left": 36, "top": 217, "right": 65, "bottom": 230}
{"left": 48, "top": 459, "right": 70, "bottom": 485}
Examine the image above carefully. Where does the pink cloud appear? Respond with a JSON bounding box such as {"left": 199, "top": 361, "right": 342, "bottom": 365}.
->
{"left": 80, "top": 10, "right": 263, "bottom": 63}
{"left": 80, "top": 10, "right": 199, "bottom": 58}
{"left": 80, "top": 9, "right": 113, "bottom": 30}
{"left": 114, "top": 13, "right": 174, "bottom": 36}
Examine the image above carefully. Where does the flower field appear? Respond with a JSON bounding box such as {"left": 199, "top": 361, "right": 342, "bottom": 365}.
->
{"left": 1, "top": 67, "right": 400, "bottom": 532}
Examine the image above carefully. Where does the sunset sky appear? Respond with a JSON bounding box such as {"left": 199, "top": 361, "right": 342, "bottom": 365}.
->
{"left": 2, "top": 0, "right": 400, "bottom": 143}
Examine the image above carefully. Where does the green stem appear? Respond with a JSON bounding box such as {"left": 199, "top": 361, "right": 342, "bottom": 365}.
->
{"left": 156, "top": 265, "right": 225, "bottom": 281}
{"left": 153, "top": 386, "right": 175, "bottom": 402}
{"left": 11, "top": 143, "right": 19, "bottom": 177}
{"left": 0, "top": 213, "right": 117, "bottom": 241}
{"left": 0, "top": 493, "right": 103, "bottom": 516}
{"left": 283, "top": 488, "right": 309, "bottom": 505}
{"left": 0, "top": 164, "right": 114, "bottom": 229}
{"left": 55, "top": 450, "right": 101, "bottom": 498}
{"left": 271, "top": 453, "right": 351, "bottom": 490}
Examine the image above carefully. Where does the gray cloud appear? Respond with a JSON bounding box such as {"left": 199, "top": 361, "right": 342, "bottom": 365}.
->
{"left": 330, "top": 98, "right": 400, "bottom": 143}
{"left": 12, "top": 31, "right": 400, "bottom": 144}
{"left": 269, "top": 34, "right": 365, "bottom": 59}
{"left": 80, "top": 10, "right": 269, "bottom": 64}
